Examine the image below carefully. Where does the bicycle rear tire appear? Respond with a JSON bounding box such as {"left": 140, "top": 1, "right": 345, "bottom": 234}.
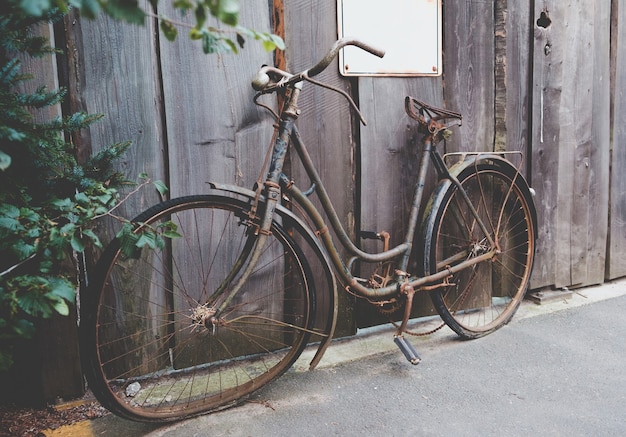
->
{"left": 423, "top": 161, "right": 536, "bottom": 338}
{"left": 81, "top": 195, "right": 315, "bottom": 422}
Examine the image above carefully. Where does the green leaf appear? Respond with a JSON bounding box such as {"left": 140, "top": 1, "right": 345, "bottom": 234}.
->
{"left": 72, "top": 0, "right": 101, "bottom": 19}
{"left": 202, "top": 30, "right": 219, "bottom": 54}
{"left": 215, "top": 0, "right": 239, "bottom": 26}
{"left": 19, "top": 0, "right": 51, "bottom": 17}
{"left": 136, "top": 231, "right": 156, "bottom": 249}
{"left": 0, "top": 217, "right": 20, "bottom": 232}
{"left": 117, "top": 223, "right": 141, "bottom": 258}
{"left": 153, "top": 180, "right": 169, "bottom": 196}
{"left": 194, "top": 4, "right": 207, "bottom": 29}
{"left": 95, "top": 193, "right": 114, "bottom": 205}
{"left": 74, "top": 191, "right": 89, "bottom": 204}
{"left": 12, "top": 319, "right": 36, "bottom": 339}
{"left": 51, "top": 198, "right": 73, "bottom": 210}
{"left": 190, "top": 28, "right": 203, "bottom": 40}
{"left": 48, "top": 277, "right": 76, "bottom": 303}
{"left": 102, "top": 0, "right": 146, "bottom": 25}
{"left": 12, "top": 240, "right": 36, "bottom": 259}
{"left": 18, "top": 288, "right": 53, "bottom": 318}
{"left": 223, "top": 38, "right": 239, "bottom": 54}
{"left": 160, "top": 19, "right": 178, "bottom": 42}
{"left": 19, "top": 208, "right": 40, "bottom": 223}
{"left": 0, "top": 204, "right": 20, "bottom": 219}
{"left": 60, "top": 222, "right": 76, "bottom": 236}
{"left": 82, "top": 228, "right": 102, "bottom": 248}
{"left": 173, "top": 0, "right": 194, "bottom": 10}
{"left": 163, "top": 229, "right": 182, "bottom": 239}
{"left": 51, "top": 298, "right": 69, "bottom": 316}
{"left": 269, "top": 33, "right": 286, "bottom": 50}
{"left": 70, "top": 233, "right": 85, "bottom": 252}
{"left": 262, "top": 39, "right": 277, "bottom": 52}
{"left": 0, "top": 150, "right": 11, "bottom": 171}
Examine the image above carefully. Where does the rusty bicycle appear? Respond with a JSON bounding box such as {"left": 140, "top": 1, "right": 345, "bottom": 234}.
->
{"left": 80, "top": 39, "right": 537, "bottom": 422}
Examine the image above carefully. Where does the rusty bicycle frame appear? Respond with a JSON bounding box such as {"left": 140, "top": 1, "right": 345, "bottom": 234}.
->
{"left": 209, "top": 38, "right": 528, "bottom": 367}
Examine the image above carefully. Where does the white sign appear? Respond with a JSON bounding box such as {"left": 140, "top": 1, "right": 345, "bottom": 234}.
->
{"left": 337, "top": 0, "right": 442, "bottom": 76}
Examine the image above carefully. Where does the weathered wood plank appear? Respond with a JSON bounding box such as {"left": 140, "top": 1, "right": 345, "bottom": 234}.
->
{"left": 585, "top": 1, "right": 610, "bottom": 285}
{"left": 530, "top": 1, "right": 563, "bottom": 289}
{"left": 555, "top": 1, "right": 609, "bottom": 288}
{"left": 357, "top": 76, "right": 442, "bottom": 327}
{"left": 608, "top": 0, "right": 626, "bottom": 279}
{"left": 443, "top": 0, "right": 495, "bottom": 154}
{"left": 504, "top": 1, "right": 532, "bottom": 163}
{"left": 65, "top": 9, "right": 174, "bottom": 390}
{"left": 283, "top": 0, "right": 358, "bottom": 335}
{"left": 158, "top": 4, "right": 275, "bottom": 194}
{"left": 66, "top": 11, "right": 166, "bottom": 233}
{"left": 553, "top": 2, "right": 592, "bottom": 287}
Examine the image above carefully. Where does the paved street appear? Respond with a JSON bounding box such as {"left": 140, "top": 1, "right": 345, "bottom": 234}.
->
{"left": 50, "top": 281, "right": 626, "bottom": 436}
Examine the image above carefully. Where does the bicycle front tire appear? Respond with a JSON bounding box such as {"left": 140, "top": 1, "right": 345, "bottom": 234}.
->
{"left": 423, "top": 161, "right": 536, "bottom": 339}
{"left": 81, "top": 195, "right": 315, "bottom": 422}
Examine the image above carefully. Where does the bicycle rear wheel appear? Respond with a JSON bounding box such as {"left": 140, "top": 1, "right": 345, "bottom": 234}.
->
{"left": 424, "top": 161, "right": 536, "bottom": 338}
{"left": 81, "top": 195, "right": 315, "bottom": 422}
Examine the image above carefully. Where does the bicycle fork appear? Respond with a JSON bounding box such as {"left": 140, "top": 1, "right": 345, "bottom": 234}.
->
{"left": 210, "top": 92, "right": 300, "bottom": 325}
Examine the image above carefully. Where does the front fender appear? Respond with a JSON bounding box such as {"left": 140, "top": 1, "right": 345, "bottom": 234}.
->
{"left": 207, "top": 182, "right": 337, "bottom": 370}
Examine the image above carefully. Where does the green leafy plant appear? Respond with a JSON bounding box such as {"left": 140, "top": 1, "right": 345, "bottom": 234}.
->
{"left": 0, "top": 3, "right": 132, "bottom": 371}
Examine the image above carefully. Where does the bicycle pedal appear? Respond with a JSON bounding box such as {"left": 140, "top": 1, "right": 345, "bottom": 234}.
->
{"left": 393, "top": 335, "right": 421, "bottom": 365}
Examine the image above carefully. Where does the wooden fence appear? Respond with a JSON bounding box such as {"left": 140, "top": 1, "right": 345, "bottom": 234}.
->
{"left": 11, "top": 0, "right": 626, "bottom": 400}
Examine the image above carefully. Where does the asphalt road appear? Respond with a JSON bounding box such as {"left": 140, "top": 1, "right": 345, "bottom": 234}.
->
{"left": 53, "top": 282, "right": 626, "bottom": 436}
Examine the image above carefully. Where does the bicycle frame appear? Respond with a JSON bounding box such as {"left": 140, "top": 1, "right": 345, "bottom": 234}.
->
{"left": 284, "top": 120, "right": 497, "bottom": 298}
{"left": 215, "top": 83, "right": 498, "bottom": 319}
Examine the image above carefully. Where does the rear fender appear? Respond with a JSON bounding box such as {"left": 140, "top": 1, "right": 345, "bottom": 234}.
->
{"left": 421, "top": 154, "right": 538, "bottom": 275}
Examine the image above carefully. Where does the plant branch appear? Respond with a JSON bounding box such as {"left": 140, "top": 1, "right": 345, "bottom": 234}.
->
{"left": 0, "top": 254, "right": 37, "bottom": 278}
{"left": 92, "top": 178, "right": 153, "bottom": 222}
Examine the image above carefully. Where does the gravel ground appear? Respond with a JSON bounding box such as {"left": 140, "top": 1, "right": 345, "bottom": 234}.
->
{"left": 0, "top": 392, "right": 108, "bottom": 436}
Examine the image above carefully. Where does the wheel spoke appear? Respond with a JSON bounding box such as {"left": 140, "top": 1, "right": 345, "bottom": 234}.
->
{"left": 427, "top": 163, "right": 535, "bottom": 338}
{"left": 83, "top": 196, "right": 314, "bottom": 421}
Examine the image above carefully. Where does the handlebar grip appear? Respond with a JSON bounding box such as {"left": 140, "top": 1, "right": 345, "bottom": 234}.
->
{"left": 307, "top": 38, "right": 385, "bottom": 77}
{"left": 251, "top": 69, "right": 271, "bottom": 91}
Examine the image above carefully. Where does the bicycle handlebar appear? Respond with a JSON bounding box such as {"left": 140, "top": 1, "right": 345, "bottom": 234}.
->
{"left": 251, "top": 38, "right": 385, "bottom": 92}
{"left": 307, "top": 38, "right": 385, "bottom": 77}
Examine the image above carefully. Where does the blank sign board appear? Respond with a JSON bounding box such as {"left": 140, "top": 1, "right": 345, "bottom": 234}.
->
{"left": 337, "top": 0, "right": 442, "bottom": 76}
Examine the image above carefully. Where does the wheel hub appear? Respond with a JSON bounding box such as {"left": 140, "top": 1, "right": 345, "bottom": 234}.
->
{"left": 189, "top": 304, "right": 218, "bottom": 334}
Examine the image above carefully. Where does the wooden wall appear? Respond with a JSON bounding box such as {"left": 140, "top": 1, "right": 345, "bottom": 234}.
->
{"left": 531, "top": 1, "right": 612, "bottom": 289}
{"left": 14, "top": 0, "right": 626, "bottom": 400}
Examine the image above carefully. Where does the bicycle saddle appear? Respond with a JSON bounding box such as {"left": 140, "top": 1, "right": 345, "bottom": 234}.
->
{"left": 405, "top": 96, "right": 462, "bottom": 126}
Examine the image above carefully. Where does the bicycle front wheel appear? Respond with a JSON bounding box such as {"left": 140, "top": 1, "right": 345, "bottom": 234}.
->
{"left": 424, "top": 162, "right": 536, "bottom": 339}
{"left": 81, "top": 195, "right": 315, "bottom": 422}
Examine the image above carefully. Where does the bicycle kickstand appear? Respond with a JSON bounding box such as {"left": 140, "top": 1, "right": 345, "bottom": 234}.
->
{"left": 393, "top": 284, "right": 422, "bottom": 365}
